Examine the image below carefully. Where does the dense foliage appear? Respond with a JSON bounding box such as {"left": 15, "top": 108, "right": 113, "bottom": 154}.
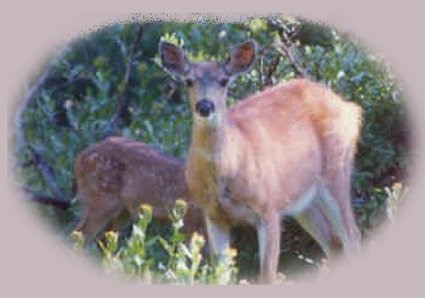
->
{"left": 14, "top": 17, "right": 410, "bottom": 283}
{"left": 72, "top": 200, "right": 240, "bottom": 285}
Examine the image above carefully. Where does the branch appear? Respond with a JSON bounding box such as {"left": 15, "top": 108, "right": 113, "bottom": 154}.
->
{"left": 27, "top": 146, "right": 63, "bottom": 199}
{"left": 264, "top": 54, "right": 281, "bottom": 87}
{"left": 27, "top": 194, "right": 71, "bottom": 210}
{"left": 102, "top": 24, "right": 145, "bottom": 138}
{"left": 269, "top": 20, "right": 308, "bottom": 79}
{"left": 258, "top": 47, "right": 265, "bottom": 91}
{"left": 19, "top": 185, "right": 71, "bottom": 210}
{"left": 273, "top": 40, "right": 308, "bottom": 79}
{"left": 12, "top": 158, "right": 36, "bottom": 172}
{"left": 258, "top": 46, "right": 282, "bottom": 89}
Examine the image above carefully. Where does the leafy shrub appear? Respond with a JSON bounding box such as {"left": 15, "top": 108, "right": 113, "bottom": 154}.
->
{"left": 72, "top": 200, "right": 238, "bottom": 285}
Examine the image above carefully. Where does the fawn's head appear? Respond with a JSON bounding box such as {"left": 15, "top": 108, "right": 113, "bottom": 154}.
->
{"left": 159, "top": 40, "right": 256, "bottom": 124}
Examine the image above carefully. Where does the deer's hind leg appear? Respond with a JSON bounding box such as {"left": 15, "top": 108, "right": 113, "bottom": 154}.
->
{"left": 76, "top": 195, "right": 123, "bottom": 245}
{"left": 321, "top": 135, "right": 361, "bottom": 252}
{"left": 295, "top": 201, "right": 336, "bottom": 258}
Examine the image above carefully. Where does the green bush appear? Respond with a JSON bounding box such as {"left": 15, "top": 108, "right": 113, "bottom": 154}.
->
{"left": 72, "top": 200, "right": 238, "bottom": 285}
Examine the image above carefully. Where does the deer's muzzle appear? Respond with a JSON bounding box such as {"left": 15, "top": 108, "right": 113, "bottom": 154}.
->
{"left": 195, "top": 99, "right": 215, "bottom": 117}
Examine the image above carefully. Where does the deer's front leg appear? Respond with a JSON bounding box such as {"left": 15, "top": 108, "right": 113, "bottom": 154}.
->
{"left": 257, "top": 212, "right": 281, "bottom": 284}
{"left": 205, "top": 214, "right": 231, "bottom": 263}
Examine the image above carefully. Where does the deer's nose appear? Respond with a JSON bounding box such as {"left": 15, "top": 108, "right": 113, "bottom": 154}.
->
{"left": 195, "top": 99, "right": 215, "bottom": 117}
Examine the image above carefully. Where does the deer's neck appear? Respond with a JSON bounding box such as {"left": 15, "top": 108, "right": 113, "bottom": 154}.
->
{"left": 190, "top": 114, "right": 228, "bottom": 163}
{"left": 187, "top": 113, "right": 231, "bottom": 213}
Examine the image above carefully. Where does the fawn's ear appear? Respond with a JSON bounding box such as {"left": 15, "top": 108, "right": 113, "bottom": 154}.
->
{"left": 159, "top": 42, "right": 191, "bottom": 76}
{"left": 224, "top": 40, "right": 256, "bottom": 75}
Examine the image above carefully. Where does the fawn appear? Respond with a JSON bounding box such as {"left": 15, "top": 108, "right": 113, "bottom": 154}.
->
{"left": 159, "top": 40, "right": 362, "bottom": 283}
{"left": 74, "top": 136, "right": 204, "bottom": 244}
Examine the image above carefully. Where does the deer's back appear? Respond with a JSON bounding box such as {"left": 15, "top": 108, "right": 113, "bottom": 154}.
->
{"left": 75, "top": 137, "right": 189, "bottom": 218}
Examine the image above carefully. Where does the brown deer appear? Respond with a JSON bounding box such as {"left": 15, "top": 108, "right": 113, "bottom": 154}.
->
{"left": 159, "top": 40, "right": 362, "bottom": 283}
{"left": 74, "top": 136, "right": 204, "bottom": 244}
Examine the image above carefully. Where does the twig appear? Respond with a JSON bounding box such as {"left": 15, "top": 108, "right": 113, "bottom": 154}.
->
{"left": 27, "top": 146, "right": 63, "bottom": 200}
{"left": 12, "top": 158, "right": 36, "bottom": 172}
{"left": 269, "top": 20, "right": 308, "bottom": 78}
{"left": 24, "top": 193, "right": 71, "bottom": 210}
{"left": 258, "top": 47, "right": 265, "bottom": 91}
{"left": 18, "top": 184, "right": 70, "bottom": 210}
{"left": 273, "top": 40, "right": 307, "bottom": 78}
{"left": 264, "top": 55, "right": 281, "bottom": 87}
{"left": 102, "top": 24, "right": 145, "bottom": 138}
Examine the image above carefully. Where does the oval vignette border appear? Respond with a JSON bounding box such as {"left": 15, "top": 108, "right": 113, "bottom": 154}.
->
{"left": 3, "top": 2, "right": 425, "bottom": 297}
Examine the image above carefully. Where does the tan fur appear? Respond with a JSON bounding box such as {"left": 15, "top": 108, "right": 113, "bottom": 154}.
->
{"left": 74, "top": 136, "right": 204, "bottom": 243}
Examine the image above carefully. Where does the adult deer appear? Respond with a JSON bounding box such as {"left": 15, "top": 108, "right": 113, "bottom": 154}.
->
{"left": 74, "top": 136, "right": 204, "bottom": 244}
{"left": 159, "top": 40, "right": 362, "bottom": 283}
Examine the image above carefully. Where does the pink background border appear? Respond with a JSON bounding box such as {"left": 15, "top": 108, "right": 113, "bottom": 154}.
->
{"left": 3, "top": 1, "right": 425, "bottom": 295}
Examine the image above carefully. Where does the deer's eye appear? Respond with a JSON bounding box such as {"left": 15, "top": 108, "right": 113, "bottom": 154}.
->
{"left": 185, "top": 79, "right": 194, "bottom": 87}
{"left": 219, "top": 78, "right": 229, "bottom": 87}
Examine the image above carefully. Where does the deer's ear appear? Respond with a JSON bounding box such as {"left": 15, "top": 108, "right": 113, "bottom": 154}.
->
{"left": 159, "top": 42, "right": 191, "bottom": 76}
{"left": 224, "top": 40, "right": 256, "bottom": 75}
